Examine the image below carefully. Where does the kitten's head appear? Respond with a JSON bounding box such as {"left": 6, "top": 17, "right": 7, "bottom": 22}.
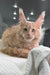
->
{"left": 19, "top": 8, "right": 45, "bottom": 42}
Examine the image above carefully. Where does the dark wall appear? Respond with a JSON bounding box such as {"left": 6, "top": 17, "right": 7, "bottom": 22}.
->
{"left": 43, "top": 29, "right": 50, "bottom": 47}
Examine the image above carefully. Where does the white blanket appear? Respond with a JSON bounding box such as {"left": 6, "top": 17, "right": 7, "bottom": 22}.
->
{"left": 0, "top": 45, "right": 50, "bottom": 75}
{"left": 23, "top": 45, "right": 50, "bottom": 75}
{"left": 0, "top": 52, "right": 27, "bottom": 75}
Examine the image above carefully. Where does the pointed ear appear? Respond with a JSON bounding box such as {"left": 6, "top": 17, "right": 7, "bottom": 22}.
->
{"left": 19, "top": 8, "right": 26, "bottom": 25}
{"left": 35, "top": 11, "right": 45, "bottom": 28}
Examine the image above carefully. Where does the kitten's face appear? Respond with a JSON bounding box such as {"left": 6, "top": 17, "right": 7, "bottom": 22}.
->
{"left": 19, "top": 8, "right": 45, "bottom": 42}
{"left": 20, "top": 21, "right": 41, "bottom": 42}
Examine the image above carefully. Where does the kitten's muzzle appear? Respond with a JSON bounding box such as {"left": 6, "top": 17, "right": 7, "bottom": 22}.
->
{"left": 27, "top": 34, "right": 30, "bottom": 36}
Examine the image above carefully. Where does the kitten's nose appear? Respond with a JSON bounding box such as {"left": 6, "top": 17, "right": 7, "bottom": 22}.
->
{"left": 27, "top": 34, "right": 30, "bottom": 36}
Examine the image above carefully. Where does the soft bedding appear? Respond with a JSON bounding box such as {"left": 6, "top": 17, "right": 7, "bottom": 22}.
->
{"left": 0, "top": 52, "right": 27, "bottom": 75}
{"left": 0, "top": 40, "right": 50, "bottom": 75}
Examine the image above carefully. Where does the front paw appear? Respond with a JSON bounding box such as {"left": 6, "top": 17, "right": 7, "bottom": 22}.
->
{"left": 12, "top": 47, "right": 18, "bottom": 54}
{"left": 17, "top": 48, "right": 30, "bottom": 58}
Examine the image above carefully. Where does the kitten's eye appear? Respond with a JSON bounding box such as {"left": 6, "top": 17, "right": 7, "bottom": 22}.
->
{"left": 32, "top": 29, "right": 35, "bottom": 32}
{"left": 24, "top": 28, "right": 27, "bottom": 31}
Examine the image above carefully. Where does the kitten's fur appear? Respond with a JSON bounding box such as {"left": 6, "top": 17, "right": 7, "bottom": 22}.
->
{"left": 0, "top": 8, "right": 45, "bottom": 58}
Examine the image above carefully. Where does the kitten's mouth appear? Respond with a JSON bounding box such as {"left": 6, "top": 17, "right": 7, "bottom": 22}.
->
{"left": 21, "top": 34, "right": 34, "bottom": 42}
{"left": 25, "top": 36, "right": 36, "bottom": 42}
{"left": 25, "top": 38, "right": 33, "bottom": 42}
{"left": 26, "top": 37, "right": 31, "bottom": 39}
{"left": 26, "top": 37, "right": 32, "bottom": 40}
{"left": 24, "top": 36, "right": 34, "bottom": 42}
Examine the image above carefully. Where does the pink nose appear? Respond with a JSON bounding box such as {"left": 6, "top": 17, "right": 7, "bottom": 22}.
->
{"left": 27, "top": 34, "right": 30, "bottom": 36}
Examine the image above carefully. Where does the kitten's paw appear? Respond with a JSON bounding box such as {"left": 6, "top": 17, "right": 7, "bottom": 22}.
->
{"left": 13, "top": 47, "right": 18, "bottom": 54}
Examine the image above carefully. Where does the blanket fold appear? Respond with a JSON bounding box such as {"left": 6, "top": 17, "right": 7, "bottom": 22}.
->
{"left": 23, "top": 45, "right": 50, "bottom": 75}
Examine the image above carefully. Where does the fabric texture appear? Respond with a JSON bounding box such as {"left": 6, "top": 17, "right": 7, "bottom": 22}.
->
{"left": 0, "top": 52, "right": 27, "bottom": 75}
{"left": 23, "top": 45, "right": 50, "bottom": 75}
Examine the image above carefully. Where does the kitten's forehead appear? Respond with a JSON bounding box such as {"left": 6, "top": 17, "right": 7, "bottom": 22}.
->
{"left": 26, "top": 21, "right": 36, "bottom": 28}
{"left": 21, "top": 20, "right": 37, "bottom": 29}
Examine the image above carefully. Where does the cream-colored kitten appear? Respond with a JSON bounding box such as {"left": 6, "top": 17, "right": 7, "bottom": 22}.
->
{"left": 0, "top": 8, "right": 45, "bottom": 58}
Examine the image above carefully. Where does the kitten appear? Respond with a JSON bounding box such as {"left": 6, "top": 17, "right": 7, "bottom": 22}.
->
{"left": 0, "top": 8, "right": 45, "bottom": 58}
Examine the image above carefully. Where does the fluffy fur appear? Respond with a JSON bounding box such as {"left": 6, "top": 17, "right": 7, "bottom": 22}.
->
{"left": 0, "top": 8, "right": 45, "bottom": 58}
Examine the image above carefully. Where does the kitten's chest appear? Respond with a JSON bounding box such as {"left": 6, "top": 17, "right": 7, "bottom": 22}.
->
{"left": 16, "top": 38, "right": 32, "bottom": 49}
{"left": 24, "top": 42, "right": 34, "bottom": 50}
{"left": 18, "top": 41, "right": 33, "bottom": 50}
{"left": 18, "top": 40, "right": 38, "bottom": 50}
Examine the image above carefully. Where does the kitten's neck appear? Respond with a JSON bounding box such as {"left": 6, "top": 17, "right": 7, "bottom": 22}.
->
{"left": 24, "top": 40, "right": 39, "bottom": 50}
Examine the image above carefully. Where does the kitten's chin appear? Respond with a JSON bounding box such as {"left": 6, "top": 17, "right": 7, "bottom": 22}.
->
{"left": 25, "top": 38, "right": 33, "bottom": 42}
{"left": 24, "top": 36, "right": 35, "bottom": 42}
{"left": 22, "top": 35, "right": 35, "bottom": 42}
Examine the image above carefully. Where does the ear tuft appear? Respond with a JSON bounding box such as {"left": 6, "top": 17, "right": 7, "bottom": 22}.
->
{"left": 19, "top": 8, "right": 24, "bottom": 16}
{"left": 41, "top": 11, "right": 45, "bottom": 19}
{"left": 35, "top": 11, "right": 45, "bottom": 28}
{"left": 42, "top": 11, "right": 45, "bottom": 16}
{"left": 19, "top": 8, "right": 26, "bottom": 25}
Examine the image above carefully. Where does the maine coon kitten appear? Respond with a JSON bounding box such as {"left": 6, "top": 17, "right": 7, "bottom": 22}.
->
{"left": 0, "top": 8, "right": 45, "bottom": 58}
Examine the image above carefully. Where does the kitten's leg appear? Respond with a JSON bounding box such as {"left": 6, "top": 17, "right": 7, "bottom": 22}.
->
{"left": 0, "top": 47, "right": 30, "bottom": 58}
{"left": 13, "top": 48, "right": 30, "bottom": 58}
{"left": 0, "top": 47, "right": 16, "bottom": 56}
